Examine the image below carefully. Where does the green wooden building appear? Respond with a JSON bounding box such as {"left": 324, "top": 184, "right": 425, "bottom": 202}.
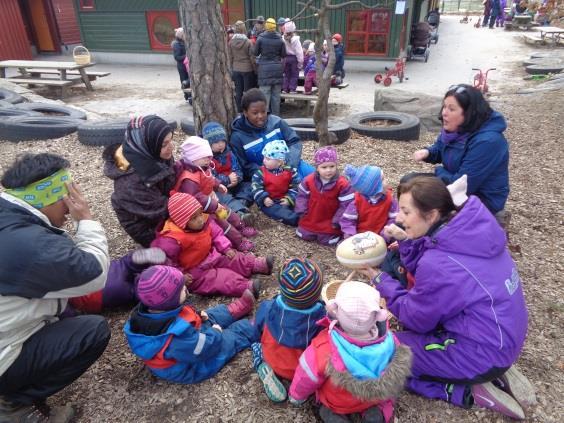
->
{"left": 74, "top": 0, "right": 435, "bottom": 64}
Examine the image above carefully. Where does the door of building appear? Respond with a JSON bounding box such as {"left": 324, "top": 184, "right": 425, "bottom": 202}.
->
{"left": 28, "top": 0, "right": 57, "bottom": 52}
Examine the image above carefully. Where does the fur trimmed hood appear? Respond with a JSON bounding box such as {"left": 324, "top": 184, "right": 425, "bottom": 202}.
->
{"left": 326, "top": 343, "right": 412, "bottom": 401}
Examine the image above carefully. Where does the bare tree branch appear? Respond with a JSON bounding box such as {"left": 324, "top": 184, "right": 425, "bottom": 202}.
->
{"left": 292, "top": 0, "right": 319, "bottom": 21}
{"left": 326, "top": 0, "right": 384, "bottom": 9}
{"left": 293, "top": 13, "right": 319, "bottom": 21}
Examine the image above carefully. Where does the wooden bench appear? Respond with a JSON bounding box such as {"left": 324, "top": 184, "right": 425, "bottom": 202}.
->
{"left": 8, "top": 77, "right": 81, "bottom": 98}
{"left": 24, "top": 69, "right": 111, "bottom": 81}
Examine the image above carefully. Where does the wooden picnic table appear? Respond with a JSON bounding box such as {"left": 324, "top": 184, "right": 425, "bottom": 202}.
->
{"left": 0, "top": 60, "right": 106, "bottom": 97}
{"left": 539, "top": 26, "right": 564, "bottom": 43}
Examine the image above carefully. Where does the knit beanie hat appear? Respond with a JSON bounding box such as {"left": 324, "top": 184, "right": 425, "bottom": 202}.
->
{"left": 136, "top": 265, "right": 185, "bottom": 310}
{"left": 202, "top": 122, "right": 227, "bottom": 145}
{"left": 265, "top": 18, "right": 277, "bottom": 32}
{"left": 279, "top": 258, "right": 323, "bottom": 309}
{"left": 314, "top": 146, "right": 338, "bottom": 166}
{"left": 344, "top": 164, "right": 384, "bottom": 197}
{"left": 168, "top": 192, "right": 202, "bottom": 229}
{"left": 328, "top": 281, "right": 387, "bottom": 337}
{"left": 181, "top": 136, "right": 213, "bottom": 163}
{"left": 277, "top": 17, "right": 288, "bottom": 26}
{"left": 262, "top": 140, "right": 289, "bottom": 161}
{"left": 284, "top": 21, "right": 296, "bottom": 33}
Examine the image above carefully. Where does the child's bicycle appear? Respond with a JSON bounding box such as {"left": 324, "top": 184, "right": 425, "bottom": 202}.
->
{"left": 374, "top": 57, "right": 406, "bottom": 87}
{"left": 472, "top": 67, "right": 496, "bottom": 93}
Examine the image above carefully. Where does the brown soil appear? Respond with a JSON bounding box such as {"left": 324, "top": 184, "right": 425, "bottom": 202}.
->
{"left": 0, "top": 66, "right": 562, "bottom": 422}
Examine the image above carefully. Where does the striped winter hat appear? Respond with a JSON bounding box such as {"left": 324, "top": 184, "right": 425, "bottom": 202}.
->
{"left": 168, "top": 192, "right": 202, "bottom": 229}
{"left": 344, "top": 164, "right": 384, "bottom": 197}
{"left": 136, "top": 265, "right": 185, "bottom": 310}
{"left": 279, "top": 258, "right": 323, "bottom": 309}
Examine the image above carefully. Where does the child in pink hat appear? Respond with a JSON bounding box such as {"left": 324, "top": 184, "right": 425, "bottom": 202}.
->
{"left": 175, "top": 136, "right": 257, "bottom": 253}
{"left": 288, "top": 281, "right": 412, "bottom": 422}
{"left": 295, "top": 146, "right": 354, "bottom": 246}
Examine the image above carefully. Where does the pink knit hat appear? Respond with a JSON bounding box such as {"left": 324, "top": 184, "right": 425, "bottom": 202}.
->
{"left": 136, "top": 265, "right": 185, "bottom": 310}
{"left": 168, "top": 192, "right": 202, "bottom": 229}
{"left": 314, "top": 146, "right": 338, "bottom": 166}
{"left": 327, "top": 281, "right": 387, "bottom": 337}
{"left": 181, "top": 136, "right": 213, "bottom": 163}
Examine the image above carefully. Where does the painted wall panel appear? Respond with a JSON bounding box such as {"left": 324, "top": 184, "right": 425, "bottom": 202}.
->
{"left": 52, "top": 0, "right": 81, "bottom": 44}
{"left": 79, "top": 12, "right": 151, "bottom": 51}
{"left": 80, "top": 0, "right": 177, "bottom": 12}
{"left": 0, "top": 0, "right": 33, "bottom": 60}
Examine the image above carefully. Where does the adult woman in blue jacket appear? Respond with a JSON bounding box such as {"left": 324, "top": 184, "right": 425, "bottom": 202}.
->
{"left": 413, "top": 84, "right": 509, "bottom": 222}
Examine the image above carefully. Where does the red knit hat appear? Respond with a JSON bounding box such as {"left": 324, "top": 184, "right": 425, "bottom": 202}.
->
{"left": 168, "top": 192, "right": 202, "bottom": 229}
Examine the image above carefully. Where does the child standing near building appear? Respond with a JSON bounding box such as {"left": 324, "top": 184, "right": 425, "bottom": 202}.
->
{"left": 124, "top": 265, "right": 257, "bottom": 384}
{"left": 151, "top": 192, "right": 273, "bottom": 297}
{"left": 295, "top": 147, "right": 354, "bottom": 246}
{"left": 340, "top": 165, "right": 398, "bottom": 239}
{"left": 332, "top": 33, "right": 345, "bottom": 85}
{"left": 251, "top": 140, "right": 300, "bottom": 226}
{"left": 282, "top": 21, "right": 303, "bottom": 94}
{"left": 288, "top": 281, "right": 412, "bottom": 422}
{"left": 303, "top": 42, "right": 328, "bottom": 95}
{"left": 177, "top": 135, "right": 256, "bottom": 252}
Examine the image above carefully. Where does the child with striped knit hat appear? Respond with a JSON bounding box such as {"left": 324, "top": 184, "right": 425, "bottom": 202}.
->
{"left": 151, "top": 192, "right": 273, "bottom": 298}
{"left": 251, "top": 258, "right": 326, "bottom": 402}
{"left": 339, "top": 165, "right": 399, "bottom": 240}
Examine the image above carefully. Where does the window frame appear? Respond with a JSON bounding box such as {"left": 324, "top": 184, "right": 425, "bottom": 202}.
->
{"left": 345, "top": 8, "right": 391, "bottom": 57}
{"left": 220, "top": 0, "right": 245, "bottom": 26}
{"left": 79, "top": 0, "right": 96, "bottom": 11}
{"left": 146, "top": 10, "right": 180, "bottom": 51}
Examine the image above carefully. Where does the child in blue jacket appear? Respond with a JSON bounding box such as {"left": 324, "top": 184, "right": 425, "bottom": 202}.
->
{"left": 124, "top": 265, "right": 256, "bottom": 384}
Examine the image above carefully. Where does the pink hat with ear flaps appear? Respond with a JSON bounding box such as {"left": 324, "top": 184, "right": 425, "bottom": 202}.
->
{"left": 327, "top": 281, "right": 387, "bottom": 337}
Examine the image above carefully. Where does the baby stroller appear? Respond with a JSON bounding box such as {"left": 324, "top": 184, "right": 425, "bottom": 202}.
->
{"left": 426, "top": 9, "right": 440, "bottom": 43}
{"left": 407, "top": 22, "right": 431, "bottom": 62}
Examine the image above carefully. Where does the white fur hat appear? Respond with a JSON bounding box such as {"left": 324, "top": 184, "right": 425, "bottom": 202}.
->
{"left": 284, "top": 21, "right": 296, "bottom": 33}
{"left": 447, "top": 174, "right": 468, "bottom": 207}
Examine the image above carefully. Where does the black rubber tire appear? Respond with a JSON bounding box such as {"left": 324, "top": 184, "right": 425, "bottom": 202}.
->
{"left": 425, "top": 50, "right": 430, "bottom": 63}
{"left": 0, "top": 88, "right": 25, "bottom": 104}
{"left": 525, "top": 64, "right": 564, "bottom": 75}
{"left": 15, "top": 102, "right": 87, "bottom": 120}
{"left": 522, "top": 57, "right": 564, "bottom": 67}
{"left": 0, "top": 116, "right": 81, "bottom": 142}
{"left": 0, "top": 108, "right": 42, "bottom": 118}
{"left": 0, "top": 100, "right": 16, "bottom": 108}
{"left": 180, "top": 118, "right": 196, "bottom": 135}
{"left": 530, "top": 51, "right": 564, "bottom": 59}
{"left": 285, "top": 118, "right": 351, "bottom": 144}
{"left": 346, "top": 112, "right": 420, "bottom": 141}
{"left": 77, "top": 118, "right": 177, "bottom": 146}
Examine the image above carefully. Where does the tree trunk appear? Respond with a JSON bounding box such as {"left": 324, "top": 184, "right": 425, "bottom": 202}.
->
{"left": 313, "top": 0, "right": 337, "bottom": 146}
{"left": 179, "top": 0, "right": 236, "bottom": 134}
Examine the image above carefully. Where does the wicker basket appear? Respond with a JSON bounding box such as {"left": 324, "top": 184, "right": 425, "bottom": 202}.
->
{"left": 73, "top": 46, "right": 91, "bottom": 65}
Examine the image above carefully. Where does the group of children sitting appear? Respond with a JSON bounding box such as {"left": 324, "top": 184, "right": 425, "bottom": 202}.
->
{"left": 122, "top": 124, "right": 408, "bottom": 422}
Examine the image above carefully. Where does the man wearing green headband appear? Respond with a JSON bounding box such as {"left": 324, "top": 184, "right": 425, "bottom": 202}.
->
{"left": 0, "top": 153, "right": 110, "bottom": 422}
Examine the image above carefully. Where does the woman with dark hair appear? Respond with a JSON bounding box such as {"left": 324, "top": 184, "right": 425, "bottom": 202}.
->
{"left": 413, "top": 84, "right": 510, "bottom": 223}
{"left": 361, "top": 176, "right": 533, "bottom": 420}
{"left": 104, "top": 115, "right": 176, "bottom": 247}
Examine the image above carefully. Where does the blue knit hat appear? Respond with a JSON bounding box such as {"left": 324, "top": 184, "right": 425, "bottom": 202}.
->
{"left": 279, "top": 258, "right": 323, "bottom": 309}
{"left": 262, "top": 140, "right": 289, "bottom": 161}
{"left": 344, "top": 165, "right": 384, "bottom": 197}
{"left": 202, "top": 122, "right": 227, "bottom": 145}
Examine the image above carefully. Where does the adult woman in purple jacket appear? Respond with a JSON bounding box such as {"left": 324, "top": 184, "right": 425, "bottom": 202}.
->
{"left": 362, "top": 176, "right": 533, "bottom": 420}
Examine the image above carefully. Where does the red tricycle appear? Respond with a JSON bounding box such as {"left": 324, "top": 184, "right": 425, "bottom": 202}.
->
{"left": 374, "top": 57, "right": 406, "bottom": 86}
{"left": 472, "top": 67, "right": 496, "bottom": 94}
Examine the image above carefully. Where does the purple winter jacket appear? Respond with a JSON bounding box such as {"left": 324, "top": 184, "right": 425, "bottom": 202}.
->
{"left": 376, "top": 196, "right": 528, "bottom": 369}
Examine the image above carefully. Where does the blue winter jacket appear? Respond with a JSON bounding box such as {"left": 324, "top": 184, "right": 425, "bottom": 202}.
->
{"left": 212, "top": 147, "right": 243, "bottom": 187}
{"left": 230, "top": 114, "right": 302, "bottom": 180}
{"left": 334, "top": 44, "right": 345, "bottom": 77}
{"left": 256, "top": 296, "right": 326, "bottom": 349}
{"left": 124, "top": 304, "right": 228, "bottom": 384}
{"left": 425, "top": 111, "right": 509, "bottom": 213}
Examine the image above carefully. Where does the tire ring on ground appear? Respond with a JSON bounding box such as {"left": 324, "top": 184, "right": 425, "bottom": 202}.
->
{"left": 0, "top": 88, "right": 25, "bottom": 104}
{"left": 285, "top": 118, "right": 351, "bottom": 144}
{"left": 525, "top": 64, "right": 564, "bottom": 75}
{"left": 530, "top": 51, "right": 564, "bottom": 59}
{"left": 0, "top": 100, "right": 16, "bottom": 108}
{"left": 15, "top": 102, "right": 87, "bottom": 120}
{"left": 180, "top": 118, "right": 196, "bottom": 135}
{"left": 522, "top": 57, "right": 564, "bottom": 67}
{"left": 0, "top": 109, "right": 42, "bottom": 118}
{"left": 78, "top": 118, "right": 177, "bottom": 146}
{"left": 0, "top": 116, "right": 81, "bottom": 142}
{"left": 346, "top": 111, "right": 421, "bottom": 141}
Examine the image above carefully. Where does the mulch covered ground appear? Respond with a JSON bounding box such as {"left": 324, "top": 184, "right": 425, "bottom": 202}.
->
{"left": 0, "top": 70, "right": 562, "bottom": 422}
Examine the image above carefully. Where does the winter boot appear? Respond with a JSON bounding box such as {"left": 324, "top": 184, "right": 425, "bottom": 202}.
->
{"left": 472, "top": 382, "right": 525, "bottom": 420}
{"left": 239, "top": 212, "right": 255, "bottom": 227}
{"left": 319, "top": 405, "right": 350, "bottom": 423}
{"left": 227, "top": 289, "right": 255, "bottom": 319}
{"left": 238, "top": 239, "right": 255, "bottom": 253}
{"left": 362, "top": 406, "right": 384, "bottom": 423}
{"left": 251, "top": 279, "right": 261, "bottom": 299}
{"left": 132, "top": 247, "right": 166, "bottom": 265}
{"left": 240, "top": 226, "right": 259, "bottom": 238}
{"left": 495, "top": 366, "right": 537, "bottom": 410}
{"left": 0, "top": 398, "right": 74, "bottom": 423}
{"left": 252, "top": 256, "right": 274, "bottom": 275}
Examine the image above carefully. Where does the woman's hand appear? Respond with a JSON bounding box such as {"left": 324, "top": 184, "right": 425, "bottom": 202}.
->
{"left": 413, "top": 149, "right": 429, "bottom": 162}
{"left": 263, "top": 197, "right": 274, "bottom": 207}
{"left": 63, "top": 182, "right": 92, "bottom": 222}
{"left": 357, "top": 267, "right": 382, "bottom": 281}
{"left": 383, "top": 224, "right": 408, "bottom": 241}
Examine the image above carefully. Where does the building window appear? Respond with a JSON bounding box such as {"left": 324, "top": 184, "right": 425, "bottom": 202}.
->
{"left": 346, "top": 9, "right": 391, "bottom": 56}
{"left": 146, "top": 11, "right": 179, "bottom": 51}
{"left": 79, "top": 0, "right": 95, "bottom": 11}
{"left": 221, "top": 0, "right": 245, "bottom": 25}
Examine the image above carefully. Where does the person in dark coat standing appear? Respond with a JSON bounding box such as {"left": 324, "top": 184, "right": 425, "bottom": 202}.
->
{"left": 171, "top": 27, "right": 191, "bottom": 103}
{"left": 254, "top": 18, "right": 286, "bottom": 116}
{"left": 104, "top": 115, "right": 177, "bottom": 247}
{"left": 229, "top": 21, "right": 256, "bottom": 112}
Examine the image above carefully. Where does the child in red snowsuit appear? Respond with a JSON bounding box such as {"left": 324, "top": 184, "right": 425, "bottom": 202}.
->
{"left": 295, "top": 147, "right": 353, "bottom": 246}
{"left": 176, "top": 136, "right": 256, "bottom": 252}
{"left": 151, "top": 192, "right": 273, "bottom": 297}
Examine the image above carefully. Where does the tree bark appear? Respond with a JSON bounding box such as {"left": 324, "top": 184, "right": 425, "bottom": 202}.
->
{"left": 179, "top": 0, "right": 237, "bottom": 134}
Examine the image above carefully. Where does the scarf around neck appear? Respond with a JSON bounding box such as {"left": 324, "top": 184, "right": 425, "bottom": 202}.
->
{"left": 440, "top": 128, "right": 469, "bottom": 145}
